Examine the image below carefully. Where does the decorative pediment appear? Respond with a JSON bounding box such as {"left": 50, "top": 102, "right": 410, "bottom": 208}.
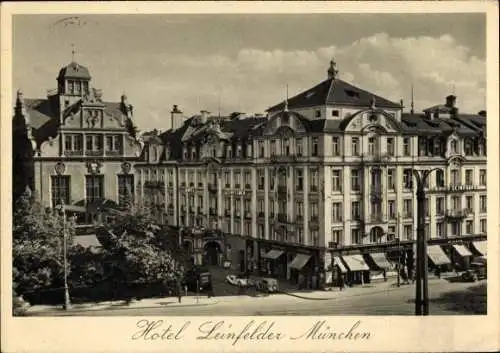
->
{"left": 447, "top": 155, "right": 465, "bottom": 166}
{"left": 344, "top": 110, "right": 400, "bottom": 133}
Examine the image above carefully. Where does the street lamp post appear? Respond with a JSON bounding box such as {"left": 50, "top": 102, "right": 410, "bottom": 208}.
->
{"left": 59, "top": 199, "right": 71, "bottom": 310}
{"left": 412, "top": 168, "right": 439, "bottom": 316}
{"left": 395, "top": 236, "right": 401, "bottom": 287}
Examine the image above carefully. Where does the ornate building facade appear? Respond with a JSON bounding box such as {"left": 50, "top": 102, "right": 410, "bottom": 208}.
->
{"left": 13, "top": 61, "right": 143, "bottom": 225}
{"left": 135, "top": 61, "right": 487, "bottom": 286}
{"left": 14, "top": 59, "right": 487, "bottom": 288}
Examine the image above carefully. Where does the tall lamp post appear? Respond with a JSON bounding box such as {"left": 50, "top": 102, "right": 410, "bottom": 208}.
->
{"left": 412, "top": 168, "right": 439, "bottom": 316}
{"left": 58, "top": 199, "right": 71, "bottom": 310}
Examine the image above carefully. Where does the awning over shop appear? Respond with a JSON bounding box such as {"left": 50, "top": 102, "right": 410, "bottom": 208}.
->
{"left": 427, "top": 245, "right": 451, "bottom": 265}
{"left": 341, "top": 254, "right": 370, "bottom": 272}
{"left": 333, "top": 256, "right": 348, "bottom": 273}
{"left": 262, "top": 249, "right": 284, "bottom": 260}
{"left": 472, "top": 241, "right": 487, "bottom": 257}
{"left": 369, "top": 252, "right": 392, "bottom": 270}
{"left": 452, "top": 244, "right": 472, "bottom": 257}
{"left": 288, "top": 254, "right": 311, "bottom": 270}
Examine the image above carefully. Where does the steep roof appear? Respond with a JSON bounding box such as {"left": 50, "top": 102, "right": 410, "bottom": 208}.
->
{"left": 267, "top": 77, "right": 401, "bottom": 112}
{"left": 401, "top": 113, "right": 482, "bottom": 136}
{"left": 57, "top": 61, "right": 91, "bottom": 80}
{"left": 19, "top": 97, "right": 130, "bottom": 147}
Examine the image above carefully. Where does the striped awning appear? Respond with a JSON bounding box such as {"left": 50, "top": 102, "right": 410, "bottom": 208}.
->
{"left": 262, "top": 249, "right": 284, "bottom": 260}
{"left": 427, "top": 245, "right": 451, "bottom": 266}
{"left": 452, "top": 244, "right": 472, "bottom": 257}
{"left": 333, "top": 256, "right": 348, "bottom": 273}
{"left": 369, "top": 252, "right": 392, "bottom": 269}
{"left": 288, "top": 254, "right": 311, "bottom": 270}
{"left": 341, "top": 254, "right": 370, "bottom": 272}
{"left": 472, "top": 241, "right": 487, "bottom": 257}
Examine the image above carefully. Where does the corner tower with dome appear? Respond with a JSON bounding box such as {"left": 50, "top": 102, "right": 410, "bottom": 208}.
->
{"left": 13, "top": 60, "right": 143, "bottom": 226}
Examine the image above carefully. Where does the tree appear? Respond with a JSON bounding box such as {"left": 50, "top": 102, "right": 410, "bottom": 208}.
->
{"left": 97, "top": 202, "right": 185, "bottom": 300}
{"left": 12, "top": 188, "right": 75, "bottom": 297}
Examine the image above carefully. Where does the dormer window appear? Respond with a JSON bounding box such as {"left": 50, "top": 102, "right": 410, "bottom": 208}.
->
{"left": 331, "top": 110, "right": 339, "bottom": 117}
{"left": 236, "top": 145, "right": 242, "bottom": 158}
{"left": 191, "top": 148, "right": 196, "bottom": 159}
{"left": 315, "top": 110, "right": 321, "bottom": 118}
{"left": 450, "top": 140, "right": 457, "bottom": 154}
{"left": 183, "top": 147, "right": 188, "bottom": 160}
{"left": 227, "top": 146, "right": 232, "bottom": 159}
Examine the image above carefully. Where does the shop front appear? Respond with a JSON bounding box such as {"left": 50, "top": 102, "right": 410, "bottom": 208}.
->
{"left": 447, "top": 244, "right": 473, "bottom": 270}
{"left": 365, "top": 252, "right": 393, "bottom": 282}
{"left": 340, "top": 254, "right": 370, "bottom": 285}
{"left": 470, "top": 240, "right": 487, "bottom": 258}
{"left": 331, "top": 256, "right": 348, "bottom": 287}
{"left": 426, "top": 245, "right": 452, "bottom": 275}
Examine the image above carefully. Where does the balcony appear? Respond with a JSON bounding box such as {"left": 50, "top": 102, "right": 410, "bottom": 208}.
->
{"left": 445, "top": 209, "right": 468, "bottom": 219}
{"left": 270, "top": 154, "right": 298, "bottom": 163}
{"left": 208, "top": 183, "right": 217, "bottom": 193}
{"left": 402, "top": 212, "right": 413, "bottom": 219}
{"left": 235, "top": 210, "right": 241, "bottom": 217}
{"left": 368, "top": 213, "right": 384, "bottom": 223}
{"left": 428, "top": 184, "right": 483, "bottom": 193}
{"left": 277, "top": 185, "right": 287, "bottom": 194}
{"left": 310, "top": 215, "right": 319, "bottom": 222}
{"left": 295, "top": 215, "right": 304, "bottom": 223}
{"left": 244, "top": 211, "right": 252, "bottom": 219}
{"left": 168, "top": 182, "right": 173, "bottom": 188}
{"left": 65, "top": 150, "right": 84, "bottom": 156}
{"left": 86, "top": 150, "right": 104, "bottom": 157}
{"left": 277, "top": 213, "right": 288, "bottom": 223}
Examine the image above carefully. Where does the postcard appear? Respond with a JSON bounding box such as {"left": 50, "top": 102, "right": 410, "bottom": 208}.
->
{"left": 1, "top": 1, "right": 499, "bottom": 352}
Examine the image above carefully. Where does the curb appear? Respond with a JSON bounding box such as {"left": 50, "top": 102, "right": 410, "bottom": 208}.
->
{"left": 27, "top": 300, "right": 219, "bottom": 314}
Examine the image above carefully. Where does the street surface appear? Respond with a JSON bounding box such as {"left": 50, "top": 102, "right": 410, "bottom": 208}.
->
{"left": 27, "top": 265, "right": 486, "bottom": 316}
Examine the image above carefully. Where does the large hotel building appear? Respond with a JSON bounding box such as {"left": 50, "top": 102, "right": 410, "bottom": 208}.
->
{"left": 13, "top": 59, "right": 487, "bottom": 288}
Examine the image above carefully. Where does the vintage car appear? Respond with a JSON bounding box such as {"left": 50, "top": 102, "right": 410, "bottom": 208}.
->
{"left": 461, "top": 262, "right": 487, "bottom": 282}
{"left": 226, "top": 274, "right": 254, "bottom": 287}
{"left": 255, "top": 277, "right": 279, "bottom": 293}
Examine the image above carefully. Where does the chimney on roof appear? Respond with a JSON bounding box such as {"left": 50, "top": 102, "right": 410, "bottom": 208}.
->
{"left": 445, "top": 95, "right": 456, "bottom": 108}
{"left": 327, "top": 58, "right": 339, "bottom": 80}
{"left": 171, "top": 104, "right": 184, "bottom": 131}
{"left": 478, "top": 110, "right": 486, "bottom": 117}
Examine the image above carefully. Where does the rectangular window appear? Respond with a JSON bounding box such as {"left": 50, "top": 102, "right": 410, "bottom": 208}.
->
{"left": 258, "top": 141, "right": 264, "bottom": 157}
{"left": 118, "top": 175, "right": 134, "bottom": 205}
{"left": 68, "top": 80, "right": 74, "bottom": 94}
{"left": 465, "top": 220, "right": 473, "bottom": 234}
{"left": 51, "top": 175, "right": 70, "bottom": 207}
{"left": 351, "top": 201, "right": 360, "bottom": 220}
{"left": 403, "top": 169, "right": 413, "bottom": 189}
{"left": 83, "top": 81, "right": 89, "bottom": 95}
{"left": 403, "top": 199, "right": 412, "bottom": 218}
{"left": 331, "top": 170, "right": 342, "bottom": 192}
{"left": 466, "top": 196, "right": 473, "bottom": 213}
{"left": 310, "top": 169, "right": 319, "bottom": 191}
{"left": 388, "top": 200, "right": 396, "bottom": 219}
{"left": 284, "top": 139, "right": 290, "bottom": 156}
{"left": 244, "top": 171, "right": 251, "bottom": 187}
{"left": 480, "top": 219, "right": 487, "bottom": 233}
{"left": 85, "top": 175, "right": 104, "bottom": 204}
{"left": 331, "top": 110, "right": 339, "bottom": 117}
{"left": 480, "top": 195, "right": 487, "bottom": 213}
{"left": 386, "top": 138, "right": 395, "bottom": 156}
{"left": 312, "top": 137, "right": 318, "bottom": 156}
{"left": 296, "top": 138, "right": 303, "bottom": 156}
{"left": 257, "top": 170, "right": 264, "bottom": 190}
{"left": 436, "top": 197, "right": 445, "bottom": 215}
{"left": 332, "top": 202, "right": 342, "bottom": 222}
{"left": 332, "top": 230, "right": 342, "bottom": 245}
{"left": 295, "top": 169, "right": 303, "bottom": 191}
{"left": 64, "top": 134, "right": 83, "bottom": 154}
{"left": 368, "top": 137, "right": 376, "bottom": 155}
{"left": 465, "top": 169, "right": 473, "bottom": 185}
{"left": 296, "top": 201, "right": 303, "bottom": 216}
{"left": 436, "top": 223, "right": 445, "bottom": 238}
{"left": 479, "top": 169, "right": 486, "bottom": 186}
{"left": 403, "top": 137, "right": 411, "bottom": 156}
{"left": 270, "top": 140, "right": 276, "bottom": 156}
{"left": 311, "top": 231, "right": 319, "bottom": 246}
{"left": 351, "top": 229, "right": 360, "bottom": 244}
{"left": 85, "top": 134, "right": 104, "bottom": 153}
{"left": 451, "top": 196, "right": 460, "bottom": 210}
{"left": 332, "top": 137, "right": 340, "bottom": 156}
{"left": 403, "top": 225, "right": 413, "bottom": 240}
{"left": 387, "top": 169, "right": 395, "bottom": 190}
{"left": 351, "top": 169, "right": 360, "bottom": 191}
{"left": 310, "top": 202, "right": 318, "bottom": 218}
{"left": 297, "top": 228, "right": 304, "bottom": 244}
{"left": 451, "top": 169, "right": 459, "bottom": 184}
{"left": 351, "top": 137, "right": 359, "bottom": 156}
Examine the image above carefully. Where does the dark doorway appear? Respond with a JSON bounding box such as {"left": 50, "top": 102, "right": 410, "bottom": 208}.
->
{"left": 204, "top": 241, "right": 221, "bottom": 266}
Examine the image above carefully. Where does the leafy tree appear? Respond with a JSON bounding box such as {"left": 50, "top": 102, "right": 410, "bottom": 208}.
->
{"left": 12, "top": 188, "right": 75, "bottom": 297}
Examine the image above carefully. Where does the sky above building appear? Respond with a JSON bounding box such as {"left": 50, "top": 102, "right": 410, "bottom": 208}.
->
{"left": 13, "top": 13, "right": 486, "bottom": 132}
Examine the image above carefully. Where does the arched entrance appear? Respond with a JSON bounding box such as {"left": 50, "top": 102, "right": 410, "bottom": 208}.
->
{"left": 370, "top": 226, "right": 384, "bottom": 243}
{"left": 203, "top": 241, "right": 221, "bottom": 266}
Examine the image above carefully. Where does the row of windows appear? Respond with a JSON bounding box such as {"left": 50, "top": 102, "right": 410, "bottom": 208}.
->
{"left": 65, "top": 79, "right": 89, "bottom": 96}
{"left": 64, "top": 134, "right": 123, "bottom": 154}
{"left": 419, "top": 137, "right": 486, "bottom": 157}
{"left": 331, "top": 219, "right": 487, "bottom": 245}
{"left": 50, "top": 174, "right": 134, "bottom": 207}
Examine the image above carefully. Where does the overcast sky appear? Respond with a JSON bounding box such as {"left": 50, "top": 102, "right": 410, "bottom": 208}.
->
{"left": 13, "top": 14, "right": 486, "bottom": 132}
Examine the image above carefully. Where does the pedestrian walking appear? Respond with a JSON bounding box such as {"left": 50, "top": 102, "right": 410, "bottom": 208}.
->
{"left": 339, "top": 275, "right": 345, "bottom": 291}
{"left": 176, "top": 278, "right": 182, "bottom": 303}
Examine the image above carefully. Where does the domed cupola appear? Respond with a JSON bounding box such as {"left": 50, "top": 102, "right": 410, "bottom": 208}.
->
{"left": 57, "top": 61, "right": 91, "bottom": 96}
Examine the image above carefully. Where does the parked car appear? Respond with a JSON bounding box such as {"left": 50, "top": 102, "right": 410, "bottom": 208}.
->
{"left": 184, "top": 266, "right": 212, "bottom": 292}
{"left": 226, "top": 274, "right": 254, "bottom": 287}
{"left": 461, "top": 262, "right": 487, "bottom": 282}
{"left": 255, "top": 277, "right": 279, "bottom": 293}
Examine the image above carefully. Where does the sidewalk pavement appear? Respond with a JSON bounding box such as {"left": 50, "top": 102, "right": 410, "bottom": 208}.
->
{"left": 27, "top": 296, "right": 219, "bottom": 314}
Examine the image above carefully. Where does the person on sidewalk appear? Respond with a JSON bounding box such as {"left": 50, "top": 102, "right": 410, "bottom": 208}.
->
{"left": 339, "top": 275, "right": 345, "bottom": 291}
{"left": 176, "top": 278, "right": 182, "bottom": 303}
